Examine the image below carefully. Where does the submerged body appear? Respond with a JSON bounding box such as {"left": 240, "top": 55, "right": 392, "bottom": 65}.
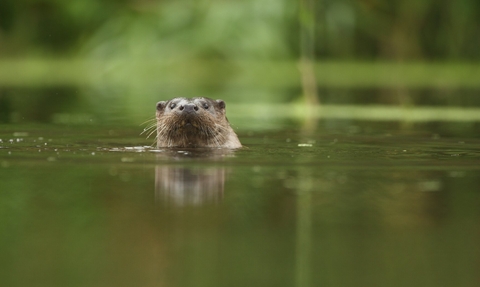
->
{"left": 156, "top": 97, "right": 241, "bottom": 148}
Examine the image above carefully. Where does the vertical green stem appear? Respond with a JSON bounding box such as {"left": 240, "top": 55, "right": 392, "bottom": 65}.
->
{"left": 299, "top": 0, "right": 319, "bottom": 107}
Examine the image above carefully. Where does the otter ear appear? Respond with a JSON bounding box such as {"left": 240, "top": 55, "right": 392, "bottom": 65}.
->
{"left": 156, "top": 101, "right": 166, "bottom": 111}
{"left": 216, "top": 100, "right": 226, "bottom": 110}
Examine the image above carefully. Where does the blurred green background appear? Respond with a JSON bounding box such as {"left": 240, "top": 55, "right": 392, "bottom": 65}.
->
{"left": 1, "top": 3, "right": 480, "bottom": 286}
{"left": 0, "top": 0, "right": 479, "bottom": 124}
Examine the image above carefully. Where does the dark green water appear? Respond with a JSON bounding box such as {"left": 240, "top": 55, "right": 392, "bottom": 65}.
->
{"left": 0, "top": 120, "right": 479, "bottom": 287}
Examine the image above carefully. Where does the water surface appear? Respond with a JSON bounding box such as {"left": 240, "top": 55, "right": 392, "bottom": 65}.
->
{"left": 0, "top": 120, "right": 479, "bottom": 287}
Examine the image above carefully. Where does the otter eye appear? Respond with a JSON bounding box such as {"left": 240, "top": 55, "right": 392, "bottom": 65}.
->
{"left": 203, "top": 103, "right": 209, "bottom": 109}
{"left": 170, "top": 103, "right": 176, "bottom": 109}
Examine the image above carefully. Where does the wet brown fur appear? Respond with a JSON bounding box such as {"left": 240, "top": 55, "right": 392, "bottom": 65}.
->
{"left": 155, "top": 97, "right": 241, "bottom": 148}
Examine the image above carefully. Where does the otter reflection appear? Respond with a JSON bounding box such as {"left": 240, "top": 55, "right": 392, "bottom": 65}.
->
{"left": 155, "top": 148, "right": 234, "bottom": 206}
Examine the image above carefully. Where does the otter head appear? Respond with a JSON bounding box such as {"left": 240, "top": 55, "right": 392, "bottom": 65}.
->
{"left": 156, "top": 97, "right": 241, "bottom": 148}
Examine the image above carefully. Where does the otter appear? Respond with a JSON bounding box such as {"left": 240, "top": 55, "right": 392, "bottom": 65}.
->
{"left": 155, "top": 97, "right": 241, "bottom": 149}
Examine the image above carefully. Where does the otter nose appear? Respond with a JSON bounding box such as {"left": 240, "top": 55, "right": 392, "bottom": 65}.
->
{"left": 180, "top": 103, "right": 199, "bottom": 113}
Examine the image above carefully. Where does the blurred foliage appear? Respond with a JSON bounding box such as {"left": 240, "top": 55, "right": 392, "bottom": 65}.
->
{"left": 0, "top": 0, "right": 480, "bottom": 122}
{"left": 1, "top": 0, "right": 479, "bottom": 60}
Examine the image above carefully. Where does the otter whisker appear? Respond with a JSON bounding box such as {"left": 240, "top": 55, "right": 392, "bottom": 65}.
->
{"left": 141, "top": 124, "right": 157, "bottom": 136}
{"left": 140, "top": 128, "right": 156, "bottom": 138}
{"left": 139, "top": 118, "right": 157, "bottom": 126}
{"left": 146, "top": 128, "right": 158, "bottom": 139}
